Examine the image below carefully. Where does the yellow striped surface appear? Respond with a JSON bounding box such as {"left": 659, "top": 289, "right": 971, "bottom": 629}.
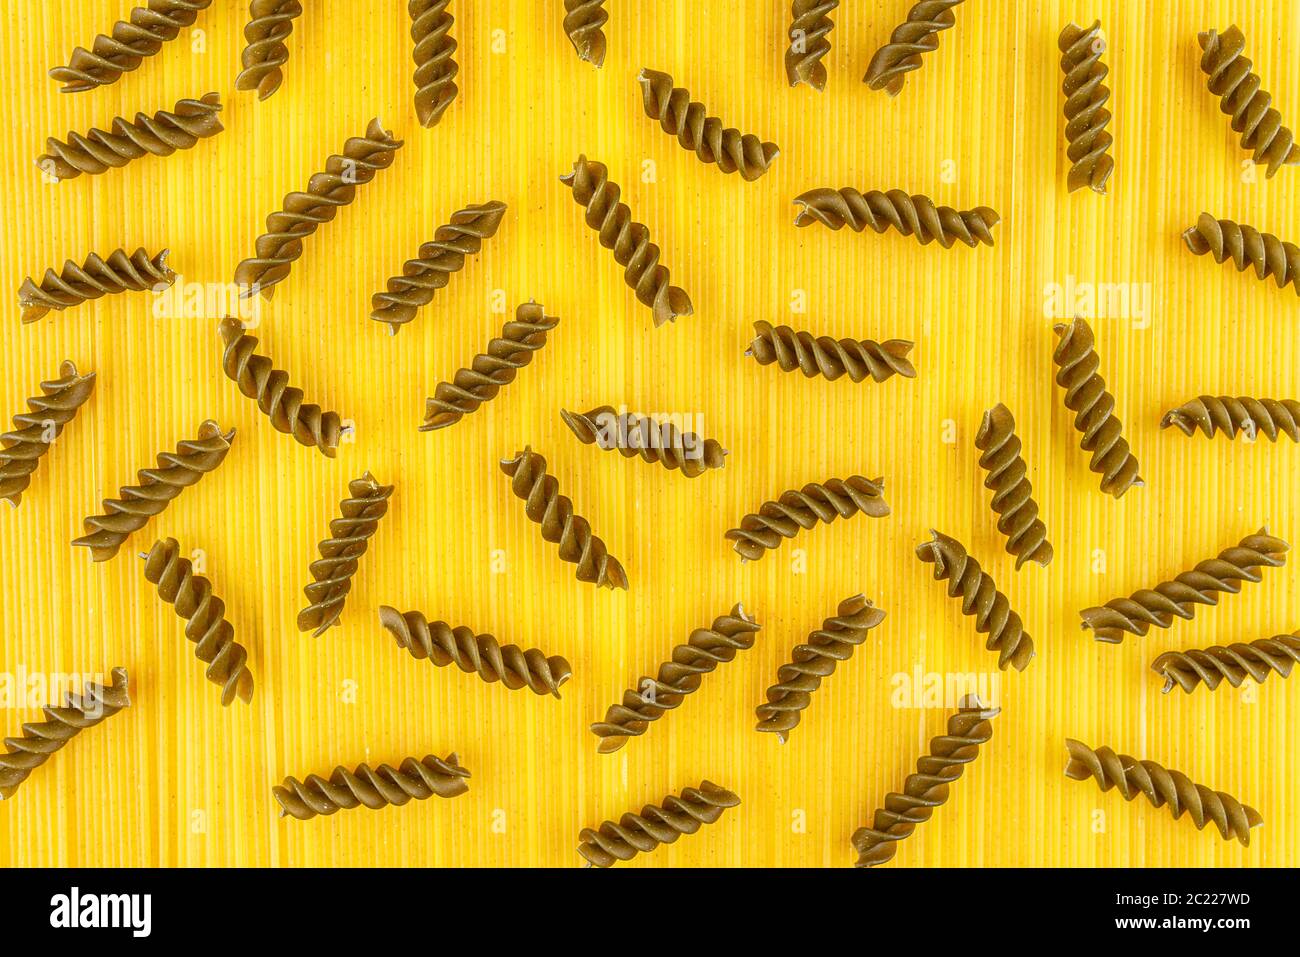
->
{"left": 0, "top": 0, "right": 1298, "bottom": 866}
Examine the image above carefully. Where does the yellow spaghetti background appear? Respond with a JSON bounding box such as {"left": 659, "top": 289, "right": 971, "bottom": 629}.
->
{"left": 0, "top": 0, "right": 1297, "bottom": 867}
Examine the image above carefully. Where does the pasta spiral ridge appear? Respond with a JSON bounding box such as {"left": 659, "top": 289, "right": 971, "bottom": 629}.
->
{"left": 1052, "top": 318, "right": 1143, "bottom": 497}
{"left": 916, "top": 531, "right": 1035, "bottom": 671}
{"left": 725, "top": 476, "right": 889, "bottom": 562}
{"left": 793, "top": 187, "right": 998, "bottom": 248}
{"left": 563, "top": 0, "right": 608, "bottom": 66}
{"left": 298, "top": 472, "right": 394, "bottom": 636}
{"left": 590, "top": 604, "right": 759, "bottom": 753}
{"left": 72, "top": 420, "right": 235, "bottom": 562}
{"left": 637, "top": 69, "right": 779, "bottom": 181}
{"left": 975, "top": 403, "right": 1053, "bottom": 568}
{"left": 0, "top": 668, "right": 130, "bottom": 800}
{"left": 37, "top": 93, "right": 223, "bottom": 181}
{"left": 785, "top": 1, "right": 839, "bottom": 91}
{"left": 500, "top": 447, "right": 628, "bottom": 590}
{"left": 49, "top": 1, "right": 213, "bottom": 93}
{"left": 560, "top": 155, "right": 694, "bottom": 327}
{"left": 219, "top": 318, "right": 344, "bottom": 457}
{"left": 746, "top": 320, "right": 916, "bottom": 383}
{"left": 1079, "top": 528, "right": 1289, "bottom": 643}
{"left": 371, "top": 201, "right": 507, "bottom": 333}
{"left": 421, "top": 302, "right": 558, "bottom": 431}
{"left": 0, "top": 361, "right": 96, "bottom": 507}
{"left": 1198, "top": 26, "right": 1299, "bottom": 178}
{"left": 578, "top": 781, "right": 740, "bottom": 867}
{"left": 560, "top": 406, "right": 727, "bottom": 478}
{"left": 863, "top": 0, "right": 964, "bottom": 96}
{"left": 378, "top": 606, "right": 572, "bottom": 698}
{"left": 410, "top": 0, "right": 459, "bottom": 127}
{"left": 235, "top": 0, "right": 302, "bottom": 100}
{"left": 19, "top": 248, "right": 175, "bottom": 323}
{"left": 1064, "top": 739, "right": 1263, "bottom": 845}
{"left": 1152, "top": 634, "right": 1300, "bottom": 694}
{"left": 755, "top": 595, "right": 885, "bottom": 742}
{"left": 851, "top": 696, "right": 997, "bottom": 867}
{"left": 274, "top": 753, "right": 469, "bottom": 820}
{"left": 1182, "top": 214, "right": 1300, "bottom": 294}
{"left": 142, "top": 538, "right": 254, "bottom": 706}
{"left": 1058, "top": 21, "right": 1114, "bottom": 194}
{"left": 233, "top": 118, "right": 403, "bottom": 299}
{"left": 1162, "top": 395, "right": 1300, "bottom": 442}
